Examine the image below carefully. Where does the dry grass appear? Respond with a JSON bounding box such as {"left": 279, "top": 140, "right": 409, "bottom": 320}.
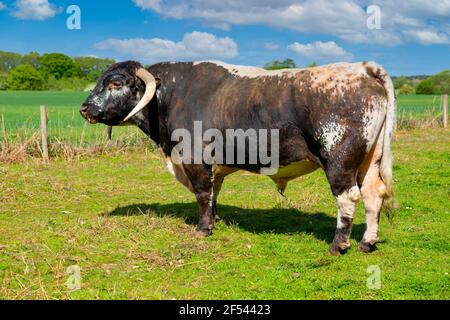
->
{"left": 0, "top": 134, "right": 155, "bottom": 163}
{"left": 0, "top": 110, "right": 446, "bottom": 164}
{"left": 397, "top": 107, "right": 443, "bottom": 130}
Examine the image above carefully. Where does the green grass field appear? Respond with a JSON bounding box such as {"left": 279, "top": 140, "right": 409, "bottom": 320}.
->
{"left": 0, "top": 91, "right": 444, "bottom": 144}
{"left": 0, "top": 91, "right": 138, "bottom": 144}
{"left": 0, "top": 128, "right": 448, "bottom": 299}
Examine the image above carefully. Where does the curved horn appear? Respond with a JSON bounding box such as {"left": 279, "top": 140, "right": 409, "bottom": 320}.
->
{"left": 123, "top": 68, "right": 157, "bottom": 122}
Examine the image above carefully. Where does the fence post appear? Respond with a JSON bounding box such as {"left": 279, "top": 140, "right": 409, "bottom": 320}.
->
{"left": 1, "top": 113, "right": 7, "bottom": 147}
{"left": 443, "top": 94, "right": 448, "bottom": 128}
{"left": 40, "top": 105, "right": 49, "bottom": 162}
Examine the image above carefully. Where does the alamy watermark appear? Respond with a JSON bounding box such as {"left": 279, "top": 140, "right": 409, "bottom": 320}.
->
{"left": 366, "top": 265, "right": 381, "bottom": 290}
{"left": 366, "top": 5, "right": 381, "bottom": 30}
{"left": 171, "top": 121, "right": 280, "bottom": 175}
{"left": 67, "top": 5, "right": 81, "bottom": 30}
{"left": 66, "top": 265, "right": 81, "bottom": 291}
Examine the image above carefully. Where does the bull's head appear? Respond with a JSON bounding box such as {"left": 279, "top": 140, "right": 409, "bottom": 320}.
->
{"left": 80, "top": 61, "right": 158, "bottom": 126}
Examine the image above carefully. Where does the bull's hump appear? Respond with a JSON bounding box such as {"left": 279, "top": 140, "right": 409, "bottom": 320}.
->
{"left": 193, "top": 60, "right": 303, "bottom": 79}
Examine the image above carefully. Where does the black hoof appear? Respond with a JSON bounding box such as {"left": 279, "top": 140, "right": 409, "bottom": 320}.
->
{"left": 194, "top": 226, "right": 212, "bottom": 238}
{"left": 358, "top": 242, "right": 377, "bottom": 253}
{"left": 329, "top": 243, "right": 350, "bottom": 256}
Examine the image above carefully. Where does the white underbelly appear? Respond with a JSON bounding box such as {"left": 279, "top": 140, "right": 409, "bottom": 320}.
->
{"left": 272, "top": 161, "right": 319, "bottom": 179}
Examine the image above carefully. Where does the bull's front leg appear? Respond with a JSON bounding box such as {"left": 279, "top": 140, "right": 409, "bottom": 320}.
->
{"left": 182, "top": 164, "right": 216, "bottom": 237}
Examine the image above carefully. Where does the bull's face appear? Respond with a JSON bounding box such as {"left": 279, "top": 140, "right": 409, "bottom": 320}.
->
{"left": 80, "top": 61, "right": 158, "bottom": 126}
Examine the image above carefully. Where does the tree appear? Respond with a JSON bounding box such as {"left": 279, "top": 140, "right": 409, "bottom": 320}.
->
{"left": 73, "top": 56, "right": 115, "bottom": 82}
{"left": 308, "top": 62, "right": 318, "bottom": 68}
{"left": 0, "top": 51, "right": 22, "bottom": 72}
{"left": 398, "top": 84, "right": 416, "bottom": 95}
{"left": 0, "top": 72, "right": 8, "bottom": 90}
{"left": 38, "top": 53, "right": 82, "bottom": 79}
{"left": 22, "top": 51, "right": 41, "bottom": 69}
{"left": 264, "top": 58, "right": 297, "bottom": 70}
{"left": 7, "top": 64, "right": 45, "bottom": 90}
{"left": 393, "top": 76, "right": 408, "bottom": 90}
{"left": 416, "top": 71, "right": 450, "bottom": 95}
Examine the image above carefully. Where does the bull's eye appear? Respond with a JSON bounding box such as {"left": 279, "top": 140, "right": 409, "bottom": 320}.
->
{"left": 109, "top": 81, "right": 122, "bottom": 90}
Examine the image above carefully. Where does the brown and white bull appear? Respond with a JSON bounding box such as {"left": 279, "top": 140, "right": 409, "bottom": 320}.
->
{"left": 80, "top": 60, "right": 396, "bottom": 255}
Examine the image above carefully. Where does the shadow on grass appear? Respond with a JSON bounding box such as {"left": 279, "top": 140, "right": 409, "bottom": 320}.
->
{"left": 107, "top": 202, "right": 366, "bottom": 244}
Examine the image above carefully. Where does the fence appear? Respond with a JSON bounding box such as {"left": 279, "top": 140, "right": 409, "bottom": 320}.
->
{"left": 0, "top": 105, "right": 153, "bottom": 163}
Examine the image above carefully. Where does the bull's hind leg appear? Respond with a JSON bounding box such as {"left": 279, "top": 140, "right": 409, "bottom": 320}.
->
{"left": 326, "top": 167, "right": 361, "bottom": 256}
{"left": 357, "top": 138, "right": 387, "bottom": 252}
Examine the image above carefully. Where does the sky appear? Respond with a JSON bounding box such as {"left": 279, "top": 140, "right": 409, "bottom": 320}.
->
{"left": 0, "top": 0, "right": 449, "bottom": 76}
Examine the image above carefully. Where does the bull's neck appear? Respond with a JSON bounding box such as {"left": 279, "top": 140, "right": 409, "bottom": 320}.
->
{"left": 131, "top": 92, "right": 161, "bottom": 146}
{"left": 142, "top": 63, "right": 195, "bottom": 154}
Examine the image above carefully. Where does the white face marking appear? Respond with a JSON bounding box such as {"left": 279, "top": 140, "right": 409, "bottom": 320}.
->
{"left": 316, "top": 122, "right": 346, "bottom": 153}
{"left": 92, "top": 94, "right": 105, "bottom": 106}
{"left": 110, "top": 86, "right": 131, "bottom": 99}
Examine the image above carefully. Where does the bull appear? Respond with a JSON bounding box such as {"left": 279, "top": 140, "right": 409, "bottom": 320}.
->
{"left": 80, "top": 60, "right": 396, "bottom": 255}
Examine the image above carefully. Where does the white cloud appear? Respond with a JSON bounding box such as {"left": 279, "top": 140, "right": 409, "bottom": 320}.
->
{"left": 94, "top": 31, "right": 238, "bottom": 63}
{"left": 0, "top": 2, "right": 6, "bottom": 10}
{"left": 264, "top": 42, "right": 280, "bottom": 50}
{"left": 288, "top": 41, "right": 353, "bottom": 62}
{"left": 133, "top": 0, "right": 450, "bottom": 46}
{"left": 404, "top": 30, "right": 449, "bottom": 45}
{"left": 12, "top": 0, "right": 57, "bottom": 20}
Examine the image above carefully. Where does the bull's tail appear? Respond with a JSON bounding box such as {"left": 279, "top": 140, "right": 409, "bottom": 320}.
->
{"left": 365, "top": 62, "right": 396, "bottom": 217}
{"left": 368, "top": 63, "right": 396, "bottom": 216}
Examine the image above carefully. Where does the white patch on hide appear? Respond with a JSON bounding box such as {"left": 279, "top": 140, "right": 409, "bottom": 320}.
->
{"left": 336, "top": 185, "right": 360, "bottom": 229}
{"left": 317, "top": 122, "right": 346, "bottom": 153}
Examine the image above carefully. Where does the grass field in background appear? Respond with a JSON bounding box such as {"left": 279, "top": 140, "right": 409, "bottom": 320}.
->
{"left": 0, "top": 91, "right": 445, "bottom": 144}
{"left": 0, "top": 128, "right": 448, "bottom": 299}
{"left": 0, "top": 91, "right": 140, "bottom": 144}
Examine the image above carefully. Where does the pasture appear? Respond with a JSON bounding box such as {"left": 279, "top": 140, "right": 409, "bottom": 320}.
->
{"left": 0, "top": 91, "right": 449, "bottom": 299}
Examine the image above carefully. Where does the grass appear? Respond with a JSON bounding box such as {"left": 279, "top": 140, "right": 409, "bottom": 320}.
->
{"left": 397, "top": 95, "right": 442, "bottom": 116}
{"left": 0, "top": 128, "right": 448, "bottom": 299}
{"left": 0, "top": 91, "right": 139, "bottom": 144}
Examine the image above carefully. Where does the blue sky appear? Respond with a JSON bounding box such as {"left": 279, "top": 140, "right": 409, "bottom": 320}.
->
{"left": 0, "top": 0, "right": 449, "bottom": 76}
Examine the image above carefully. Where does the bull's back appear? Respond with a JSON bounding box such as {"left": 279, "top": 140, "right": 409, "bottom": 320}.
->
{"left": 197, "top": 62, "right": 387, "bottom": 135}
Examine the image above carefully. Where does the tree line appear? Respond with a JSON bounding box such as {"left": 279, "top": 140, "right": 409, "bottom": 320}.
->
{"left": 0, "top": 52, "right": 448, "bottom": 95}
{"left": 393, "top": 72, "right": 450, "bottom": 95}
{"left": 0, "top": 51, "right": 115, "bottom": 91}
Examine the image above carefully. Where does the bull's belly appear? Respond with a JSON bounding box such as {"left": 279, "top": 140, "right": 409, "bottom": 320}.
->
{"left": 269, "top": 160, "right": 320, "bottom": 192}
{"left": 271, "top": 160, "right": 320, "bottom": 179}
{"left": 214, "top": 161, "right": 320, "bottom": 191}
